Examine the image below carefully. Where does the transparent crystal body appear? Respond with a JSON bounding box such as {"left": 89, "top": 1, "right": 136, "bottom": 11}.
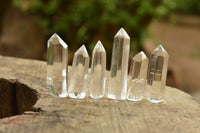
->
{"left": 127, "top": 51, "right": 149, "bottom": 101}
{"left": 68, "top": 45, "right": 90, "bottom": 99}
{"left": 47, "top": 33, "right": 68, "bottom": 97}
{"left": 90, "top": 41, "right": 106, "bottom": 99}
{"left": 146, "top": 45, "right": 169, "bottom": 103}
{"left": 108, "top": 28, "right": 130, "bottom": 100}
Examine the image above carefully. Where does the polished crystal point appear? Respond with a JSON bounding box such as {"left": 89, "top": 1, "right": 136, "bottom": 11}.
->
{"left": 68, "top": 45, "right": 90, "bottom": 99}
{"left": 146, "top": 45, "right": 169, "bottom": 103}
{"left": 47, "top": 33, "right": 68, "bottom": 97}
{"left": 90, "top": 41, "right": 106, "bottom": 99}
{"left": 127, "top": 51, "right": 149, "bottom": 101}
{"left": 108, "top": 28, "right": 130, "bottom": 100}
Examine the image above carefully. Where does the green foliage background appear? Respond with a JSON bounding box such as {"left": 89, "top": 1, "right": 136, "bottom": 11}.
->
{"left": 12, "top": 0, "right": 200, "bottom": 65}
{"left": 164, "top": 0, "right": 200, "bottom": 15}
{"left": 13, "top": 0, "right": 168, "bottom": 55}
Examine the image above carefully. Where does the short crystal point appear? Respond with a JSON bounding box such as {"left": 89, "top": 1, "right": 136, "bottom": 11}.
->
{"left": 133, "top": 51, "right": 147, "bottom": 61}
{"left": 108, "top": 28, "right": 130, "bottom": 100}
{"left": 75, "top": 45, "right": 89, "bottom": 57}
{"left": 94, "top": 41, "right": 105, "bottom": 52}
{"left": 47, "top": 33, "right": 68, "bottom": 97}
{"left": 146, "top": 44, "right": 169, "bottom": 103}
{"left": 127, "top": 51, "right": 149, "bottom": 101}
{"left": 48, "top": 33, "right": 68, "bottom": 49}
{"left": 114, "top": 28, "right": 130, "bottom": 39}
{"left": 153, "top": 45, "right": 169, "bottom": 56}
{"left": 90, "top": 40, "right": 106, "bottom": 99}
{"left": 68, "top": 45, "right": 90, "bottom": 99}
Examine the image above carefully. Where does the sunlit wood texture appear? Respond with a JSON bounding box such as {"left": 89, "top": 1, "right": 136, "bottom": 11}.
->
{"left": 0, "top": 56, "right": 200, "bottom": 133}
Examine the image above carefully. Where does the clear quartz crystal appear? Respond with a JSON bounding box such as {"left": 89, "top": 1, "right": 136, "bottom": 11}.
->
{"left": 127, "top": 51, "right": 149, "bottom": 101}
{"left": 90, "top": 41, "right": 106, "bottom": 99}
{"left": 146, "top": 45, "right": 169, "bottom": 103}
{"left": 68, "top": 45, "right": 90, "bottom": 99}
{"left": 108, "top": 28, "right": 130, "bottom": 100}
{"left": 47, "top": 33, "right": 68, "bottom": 97}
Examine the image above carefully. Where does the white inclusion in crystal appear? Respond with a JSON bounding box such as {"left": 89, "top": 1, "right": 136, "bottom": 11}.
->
{"left": 90, "top": 41, "right": 106, "bottom": 99}
{"left": 108, "top": 28, "right": 130, "bottom": 100}
{"left": 68, "top": 45, "right": 90, "bottom": 99}
{"left": 47, "top": 33, "right": 68, "bottom": 97}
{"left": 127, "top": 51, "right": 149, "bottom": 101}
{"left": 146, "top": 45, "right": 169, "bottom": 103}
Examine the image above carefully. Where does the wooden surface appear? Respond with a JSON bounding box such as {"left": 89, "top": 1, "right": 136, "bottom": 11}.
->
{"left": 0, "top": 56, "right": 200, "bottom": 133}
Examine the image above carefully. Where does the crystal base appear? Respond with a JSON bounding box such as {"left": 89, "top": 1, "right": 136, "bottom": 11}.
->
{"left": 90, "top": 95, "right": 104, "bottom": 99}
{"left": 107, "top": 94, "right": 126, "bottom": 100}
{"left": 69, "top": 93, "right": 86, "bottom": 99}
{"left": 59, "top": 93, "right": 68, "bottom": 98}
{"left": 146, "top": 97, "right": 164, "bottom": 103}
{"left": 47, "top": 85, "right": 59, "bottom": 97}
{"left": 127, "top": 96, "right": 143, "bottom": 101}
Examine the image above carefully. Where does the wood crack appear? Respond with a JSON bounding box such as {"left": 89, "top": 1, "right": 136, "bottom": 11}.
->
{"left": 0, "top": 78, "right": 38, "bottom": 119}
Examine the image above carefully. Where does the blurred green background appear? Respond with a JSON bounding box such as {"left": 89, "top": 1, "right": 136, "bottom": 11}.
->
{"left": 12, "top": 0, "right": 168, "bottom": 52}
{"left": 0, "top": 0, "right": 200, "bottom": 101}
{"left": 11, "top": 0, "right": 170, "bottom": 67}
{"left": 0, "top": 0, "right": 199, "bottom": 62}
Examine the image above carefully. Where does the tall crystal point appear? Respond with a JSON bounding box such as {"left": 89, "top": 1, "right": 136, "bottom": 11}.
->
{"left": 68, "top": 45, "right": 90, "bottom": 99}
{"left": 146, "top": 45, "right": 169, "bottom": 103}
{"left": 90, "top": 41, "right": 106, "bottom": 99}
{"left": 108, "top": 28, "right": 130, "bottom": 100}
{"left": 47, "top": 33, "right": 68, "bottom": 97}
{"left": 127, "top": 51, "right": 149, "bottom": 101}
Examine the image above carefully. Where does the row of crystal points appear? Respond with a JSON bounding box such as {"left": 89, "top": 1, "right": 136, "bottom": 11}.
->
{"left": 47, "top": 28, "right": 169, "bottom": 103}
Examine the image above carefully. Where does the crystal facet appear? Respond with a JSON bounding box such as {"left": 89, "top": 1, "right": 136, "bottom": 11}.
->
{"left": 47, "top": 33, "right": 68, "bottom": 97}
{"left": 146, "top": 45, "right": 169, "bottom": 103}
{"left": 127, "top": 51, "right": 149, "bottom": 101}
{"left": 108, "top": 28, "right": 130, "bottom": 100}
{"left": 90, "top": 41, "right": 106, "bottom": 99}
{"left": 68, "top": 45, "right": 90, "bottom": 99}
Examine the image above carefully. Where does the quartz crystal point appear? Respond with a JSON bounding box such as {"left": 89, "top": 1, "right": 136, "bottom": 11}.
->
{"left": 90, "top": 41, "right": 106, "bottom": 99}
{"left": 47, "top": 33, "right": 68, "bottom": 97}
{"left": 127, "top": 51, "right": 149, "bottom": 101}
{"left": 108, "top": 28, "right": 130, "bottom": 100}
{"left": 146, "top": 45, "right": 169, "bottom": 103}
{"left": 68, "top": 45, "right": 90, "bottom": 99}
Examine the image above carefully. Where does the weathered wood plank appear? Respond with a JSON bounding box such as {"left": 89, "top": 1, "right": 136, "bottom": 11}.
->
{"left": 0, "top": 55, "right": 200, "bottom": 133}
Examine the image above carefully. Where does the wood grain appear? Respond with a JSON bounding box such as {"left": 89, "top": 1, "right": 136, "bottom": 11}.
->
{"left": 0, "top": 56, "right": 200, "bottom": 133}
